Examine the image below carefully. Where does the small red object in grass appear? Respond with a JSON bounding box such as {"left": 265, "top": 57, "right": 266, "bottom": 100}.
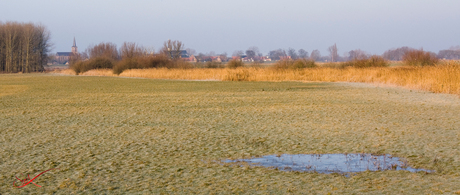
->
{"left": 13, "top": 168, "right": 59, "bottom": 188}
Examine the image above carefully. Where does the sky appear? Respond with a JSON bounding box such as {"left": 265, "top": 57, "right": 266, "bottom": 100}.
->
{"left": 1, "top": 0, "right": 459, "bottom": 56}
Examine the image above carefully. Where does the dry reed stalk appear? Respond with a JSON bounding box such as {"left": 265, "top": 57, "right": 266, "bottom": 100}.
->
{"left": 119, "top": 68, "right": 223, "bottom": 80}
{"left": 55, "top": 62, "right": 460, "bottom": 96}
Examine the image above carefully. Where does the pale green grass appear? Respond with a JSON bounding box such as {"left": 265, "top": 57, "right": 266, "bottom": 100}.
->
{"left": 1, "top": 74, "right": 460, "bottom": 194}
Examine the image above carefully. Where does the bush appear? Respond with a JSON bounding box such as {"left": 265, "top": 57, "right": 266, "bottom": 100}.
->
{"left": 137, "top": 55, "right": 170, "bottom": 69}
{"left": 343, "top": 55, "right": 389, "bottom": 68}
{"left": 273, "top": 59, "right": 317, "bottom": 69}
{"left": 70, "top": 61, "right": 84, "bottom": 75}
{"left": 113, "top": 55, "right": 193, "bottom": 75}
{"left": 70, "top": 57, "right": 114, "bottom": 75}
{"left": 202, "top": 61, "right": 224, "bottom": 68}
{"left": 226, "top": 59, "right": 244, "bottom": 69}
{"left": 113, "top": 58, "right": 140, "bottom": 75}
{"left": 403, "top": 49, "right": 439, "bottom": 66}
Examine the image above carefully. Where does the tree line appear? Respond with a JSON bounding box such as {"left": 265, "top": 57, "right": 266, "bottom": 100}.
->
{"left": 0, "top": 22, "right": 51, "bottom": 73}
{"left": 234, "top": 44, "right": 460, "bottom": 63}
{"left": 70, "top": 40, "right": 189, "bottom": 75}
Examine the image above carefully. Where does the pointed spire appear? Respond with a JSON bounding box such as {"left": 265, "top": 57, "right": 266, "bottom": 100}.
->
{"left": 73, "top": 37, "right": 76, "bottom": 47}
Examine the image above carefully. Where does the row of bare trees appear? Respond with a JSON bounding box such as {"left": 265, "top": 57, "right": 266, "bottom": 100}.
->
{"left": 73, "top": 40, "right": 183, "bottom": 63}
{"left": 0, "top": 22, "right": 51, "bottom": 73}
{"left": 70, "top": 40, "right": 187, "bottom": 74}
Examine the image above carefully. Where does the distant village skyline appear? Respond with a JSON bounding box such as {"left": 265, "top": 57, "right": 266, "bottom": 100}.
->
{"left": 7, "top": 1, "right": 455, "bottom": 59}
{"left": 50, "top": 36, "right": 459, "bottom": 65}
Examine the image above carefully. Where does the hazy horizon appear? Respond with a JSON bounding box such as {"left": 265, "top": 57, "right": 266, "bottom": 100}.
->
{"left": 1, "top": 0, "right": 459, "bottom": 56}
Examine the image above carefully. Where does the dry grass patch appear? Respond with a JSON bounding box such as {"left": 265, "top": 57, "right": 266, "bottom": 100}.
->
{"left": 0, "top": 85, "right": 28, "bottom": 97}
{"left": 54, "top": 61, "right": 460, "bottom": 96}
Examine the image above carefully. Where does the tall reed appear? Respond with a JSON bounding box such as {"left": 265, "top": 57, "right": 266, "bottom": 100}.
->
{"left": 55, "top": 61, "right": 460, "bottom": 96}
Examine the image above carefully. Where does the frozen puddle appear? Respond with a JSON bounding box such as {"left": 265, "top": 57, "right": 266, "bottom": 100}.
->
{"left": 224, "top": 154, "right": 433, "bottom": 174}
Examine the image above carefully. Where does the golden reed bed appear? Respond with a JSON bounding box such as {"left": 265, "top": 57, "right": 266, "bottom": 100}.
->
{"left": 56, "top": 61, "right": 460, "bottom": 96}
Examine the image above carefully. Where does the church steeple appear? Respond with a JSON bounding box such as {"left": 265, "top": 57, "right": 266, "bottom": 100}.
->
{"left": 71, "top": 37, "right": 78, "bottom": 53}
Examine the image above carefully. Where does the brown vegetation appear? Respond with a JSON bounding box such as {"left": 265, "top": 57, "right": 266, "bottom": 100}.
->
{"left": 273, "top": 59, "right": 317, "bottom": 69}
{"left": 226, "top": 59, "right": 244, "bottom": 69}
{"left": 342, "top": 55, "right": 389, "bottom": 68}
{"left": 71, "top": 57, "right": 114, "bottom": 75}
{"left": 85, "top": 42, "right": 119, "bottom": 60}
{"left": 113, "top": 55, "right": 192, "bottom": 75}
{"left": 403, "top": 49, "right": 439, "bottom": 66}
{"left": 0, "top": 22, "right": 51, "bottom": 73}
{"left": 69, "top": 40, "right": 193, "bottom": 75}
{"left": 58, "top": 61, "right": 460, "bottom": 96}
{"left": 160, "top": 40, "right": 184, "bottom": 60}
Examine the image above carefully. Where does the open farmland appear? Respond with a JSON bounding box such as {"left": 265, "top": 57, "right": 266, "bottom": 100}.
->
{"left": 1, "top": 74, "right": 460, "bottom": 194}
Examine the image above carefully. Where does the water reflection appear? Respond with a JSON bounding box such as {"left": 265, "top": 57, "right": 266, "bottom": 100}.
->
{"left": 224, "top": 154, "right": 433, "bottom": 174}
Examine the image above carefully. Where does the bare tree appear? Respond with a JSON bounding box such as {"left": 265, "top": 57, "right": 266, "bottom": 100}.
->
{"left": 232, "top": 50, "right": 244, "bottom": 57}
{"left": 185, "top": 48, "right": 196, "bottom": 56}
{"left": 119, "top": 42, "right": 144, "bottom": 59}
{"left": 245, "top": 49, "right": 256, "bottom": 59}
{"left": 298, "top": 49, "right": 309, "bottom": 59}
{"left": 219, "top": 52, "right": 228, "bottom": 61}
{"left": 207, "top": 51, "right": 216, "bottom": 56}
{"left": 0, "top": 22, "right": 51, "bottom": 73}
{"left": 248, "top": 46, "right": 260, "bottom": 56}
{"left": 310, "top": 50, "right": 321, "bottom": 61}
{"left": 328, "top": 43, "right": 338, "bottom": 62}
{"left": 347, "top": 49, "right": 367, "bottom": 60}
{"left": 86, "top": 42, "right": 119, "bottom": 61}
{"left": 383, "top": 47, "right": 413, "bottom": 61}
{"left": 287, "top": 48, "right": 298, "bottom": 59}
{"left": 268, "top": 49, "right": 286, "bottom": 61}
{"left": 438, "top": 49, "right": 460, "bottom": 60}
{"left": 161, "top": 40, "right": 184, "bottom": 60}
{"left": 449, "top": 45, "right": 460, "bottom": 51}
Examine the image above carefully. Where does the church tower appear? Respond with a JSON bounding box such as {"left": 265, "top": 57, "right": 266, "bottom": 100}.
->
{"left": 71, "top": 37, "right": 78, "bottom": 53}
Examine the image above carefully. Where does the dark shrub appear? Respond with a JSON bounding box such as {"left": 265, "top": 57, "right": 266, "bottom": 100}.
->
{"left": 226, "top": 59, "right": 244, "bottom": 69}
{"left": 70, "top": 61, "right": 84, "bottom": 75}
{"left": 343, "top": 55, "right": 389, "bottom": 68}
{"left": 204, "top": 61, "right": 224, "bottom": 68}
{"left": 113, "top": 55, "right": 193, "bottom": 75}
{"left": 403, "top": 49, "right": 439, "bottom": 66}
{"left": 138, "top": 55, "right": 170, "bottom": 68}
{"left": 113, "top": 58, "right": 140, "bottom": 75}
{"left": 86, "top": 57, "right": 114, "bottom": 69}
{"left": 273, "top": 59, "right": 317, "bottom": 69}
{"left": 70, "top": 57, "right": 114, "bottom": 75}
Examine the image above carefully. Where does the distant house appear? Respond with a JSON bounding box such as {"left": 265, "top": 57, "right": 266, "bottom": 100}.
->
{"left": 232, "top": 55, "right": 247, "bottom": 61}
{"left": 167, "top": 50, "right": 189, "bottom": 58}
{"left": 209, "top": 56, "right": 222, "bottom": 62}
{"left": 279, "top": 56, "right": 292, "bottom": 60}
{"left": 240, "top": 56, "right": 271, "bottom": 62}
{"left": 182, "top": 55, "right": 197, "bottom": 62}
{"left": 55, "top": 38, "right": 78, "bottom": 64}
{"left": 242, "top": 57, "right": 254, "bottom": 62}
{"left": 262, "top": 56, "right": 272, "bottom": 62}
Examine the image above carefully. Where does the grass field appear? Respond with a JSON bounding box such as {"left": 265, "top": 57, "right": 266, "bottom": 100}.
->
{"left": 1, "top": 74, "right": 460, "bottom": 194}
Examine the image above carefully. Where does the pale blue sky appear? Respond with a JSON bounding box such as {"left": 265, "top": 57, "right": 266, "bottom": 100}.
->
{"left": 1, "top": 0, "right": 459, "bottom": 55}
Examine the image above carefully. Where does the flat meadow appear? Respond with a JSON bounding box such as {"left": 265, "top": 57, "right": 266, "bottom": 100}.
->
{"left": 1, "top": 73, "right": 460, "bottom": 194}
